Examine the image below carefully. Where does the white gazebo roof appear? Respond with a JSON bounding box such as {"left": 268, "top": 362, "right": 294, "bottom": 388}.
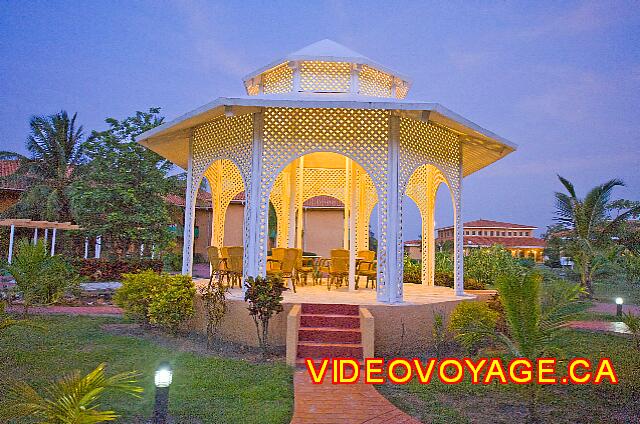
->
{"left": 243, "top": 39, "right": 412, "bottom": 86}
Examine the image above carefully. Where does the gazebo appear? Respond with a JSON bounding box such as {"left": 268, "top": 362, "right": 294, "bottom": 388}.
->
{"left": 138, "top": 39, "right": 515, "bottom": 304}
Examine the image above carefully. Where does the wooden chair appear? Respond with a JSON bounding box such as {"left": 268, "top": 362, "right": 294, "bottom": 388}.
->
{"left": 358, "top": 259, "right": 377, "bottom": 289}
{"left": 267, "top": 248, "right": 298, "bottom": 292}
{"left": 206, "top": 246, "right": 229, "bottom": 288}
{"left": 226, "top": 246, "right": 244, "bottom": 288}
{"left": 294, "top": 248, "right": 314, "bottom": 286}
{"left": 355, "top": 250, "right": 376, "bottom": 289}
{"left": 326, "top": 249, "right": 349, "bottom": 290}
{"left": 267, "top": 247, "right": 286, "bottom": 272}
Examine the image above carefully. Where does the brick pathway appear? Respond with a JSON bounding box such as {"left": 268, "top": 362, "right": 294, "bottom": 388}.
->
{"left": 291, "top": 370, "right": 420, "bottom": 424}
{"left": 6, "top": 305, "right": 122, "bottom": 316}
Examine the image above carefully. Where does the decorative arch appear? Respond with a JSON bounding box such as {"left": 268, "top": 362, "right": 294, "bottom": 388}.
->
{"left": 258, "top": 107, "right": 391, "bottom": 291}
{"left": 202, "top": 159, "right": 245, "bottom": 248}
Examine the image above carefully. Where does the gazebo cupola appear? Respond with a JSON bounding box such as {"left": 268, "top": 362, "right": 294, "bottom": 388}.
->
{"left": 242, "top": 39, "right": 411, "bottom": 99}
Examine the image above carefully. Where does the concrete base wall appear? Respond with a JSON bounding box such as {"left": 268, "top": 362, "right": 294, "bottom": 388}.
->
{"left": 187, "top": 294, "right": 484, "bottom": 355}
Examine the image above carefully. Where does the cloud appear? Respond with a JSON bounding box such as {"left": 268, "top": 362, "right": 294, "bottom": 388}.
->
{"left": 517, "top": 0, "right": 624, "bottom": 38}
{"left": 173, "top": 1, "right": 251, "bottom": 77}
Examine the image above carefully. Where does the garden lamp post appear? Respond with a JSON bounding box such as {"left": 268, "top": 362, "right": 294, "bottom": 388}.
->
{"left": 153, "top": 362, "right": 172, "bottom": 424}
{"left": 616, "top": 297, "right": 623, "bottom": 317}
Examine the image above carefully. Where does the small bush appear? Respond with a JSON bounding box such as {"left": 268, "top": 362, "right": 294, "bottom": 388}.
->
{"left": 448, "top": 301, "right": 498, "bottom": 354}
{"left": 114, "top": 270, "right": 195, "bottom": 332}
{"left": 621, "top": 312, "right": 640, "bottom": 350}
{"left": 434, "top": 272, "right": 486, "bottom": 290}
{"left": 147, "top": 275, "right": 195, "bottom": 333}
{"left": 434, "top": 272, "right": 454, "bottom": 287}
{"left": 72, "top": 258, "right": 163, "bottom": 281}
{"left": 244, "top": 275, "right": 288, "bottom": 357}
{"left": 199, "top": 282, "right": 229, "bottom": 348}
{"left": 8, "top": 240, "right": 80, "bottom": 312}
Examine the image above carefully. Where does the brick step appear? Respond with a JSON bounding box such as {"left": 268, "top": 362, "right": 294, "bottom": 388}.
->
{"left": 298, "top": 327, "right": 362, "bottom": 343}
{"left": 300, "top": 314, "right": 360, "bottom": 329}
{"left": 297, "top": 341, "right": 363, "bottom": 358}
{"left": 301, "top": 303, "right": 359, "bottom": 316}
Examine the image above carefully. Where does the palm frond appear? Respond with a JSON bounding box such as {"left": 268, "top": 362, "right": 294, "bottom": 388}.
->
{"left": 557, "top": 175, "right": 577, "bottom": 198}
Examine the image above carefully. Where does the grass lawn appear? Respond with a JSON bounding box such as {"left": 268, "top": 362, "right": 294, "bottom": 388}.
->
{"left": 378, "top": 327, "right": 640, "bottom": 423}
{"left": 0, "top": 315, "right": 293, "bottom": 423}
{"left": 594, "top": 276, "right": 640, "bottom": 306}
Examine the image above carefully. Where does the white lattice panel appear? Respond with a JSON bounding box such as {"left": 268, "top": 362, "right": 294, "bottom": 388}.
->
{"left": 395, "top": 81, "right": 409, "bottom": 99}
{"left": 263, "top": 63, "right": 293, "bottom": 94}
{"left": 187, "top": 114, "right": 254, "bottom": 270}
{"left": 300, "top": 61, "right": 351, "bottom": 93}
{"left": 399, "top": 117, "right": 463, "bottom": 288}
{"left": 261, "top": 108, "right": 390, "bottom": 295}
{"left": 359, "top": 65, "right": 393, "bottom": 98}
{"left": 203, "top": 159, "right": 245, "bottom": 248}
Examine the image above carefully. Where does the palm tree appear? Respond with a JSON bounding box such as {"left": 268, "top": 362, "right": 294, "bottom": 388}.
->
{"left": 554, "top": 176, "right": 639, "bottom": 296}
{"left": 0, "top": 111, "right": 85, "bottom": 222}
{"left": 0, "top": 363, "right": 142, "bottom": 423}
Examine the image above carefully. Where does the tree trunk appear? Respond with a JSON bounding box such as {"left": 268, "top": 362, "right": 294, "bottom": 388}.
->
{"left": 582, "top": 259, "right": 594, "bottom": 298}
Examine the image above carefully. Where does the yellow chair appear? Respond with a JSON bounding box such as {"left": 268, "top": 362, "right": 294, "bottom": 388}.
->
{"left": 294, "top": 248, "right": 314, "bottom": 286}
{"left": 267, "top": 247, "right": 286, "bottom": 272}
{"left": 206, "top": 246, "right": 229, "bottom": 288}
{"left": 226, "top": 246, "right": 244, "bottom": 288}
{"left": 267, "top": 248, "right": 298, "bottom": 292}
{"left": 355, "top": 250, "right": 376, "bottom": 289}
{"left": 326, "top": 249, "right": 349, "bottom": 290}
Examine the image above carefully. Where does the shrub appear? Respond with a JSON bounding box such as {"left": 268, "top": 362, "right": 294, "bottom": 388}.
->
{"left": 403, "top": 254, "right": 421, "bottom": 284}
{"left": 464, "top": 245, "right": 522, "bottom": 286}
{"left": 199, "top": 282, "right": 229, "bottom": 348}
{"left": 162, "top": 251, "right": 182, "bottom": 272}
{"left": 244, "top": 275, "right": 288, "bottom": 357}
{"left": 434, "top": 272, "right": 454, "bottom": 287}
{"left": 8, "top": 240, "right": 80, "bottom": 313}
{"left": 114, "top": 270, "right": 195, "bottom": 331}
{"left": 435, "top": 251, "right": 454, "bottom": 274}
{"left": 147, "top": 274, "right": 196, "bottom": 333}
{"left": 621, "top": 312, "right": 640, "bottom": 350}
{"left": 434, "top": 272, "right": 486, "bottom": 290}
{"left": 72, "top": 258, "right": 163, "bottom": 281}
{"left": 448, "top": 301, "right": 498, "bottom": 354}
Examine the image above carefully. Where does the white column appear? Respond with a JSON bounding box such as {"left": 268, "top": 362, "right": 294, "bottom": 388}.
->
{"left": 343, "top": 157, "right": 350, "bottom": 249}
{"left": 243, "top": 112, "right": 265, "bottom": 283}
{"left": 8, "top": 224, "right": 15, "bottom": 264}
{"left": 424, "top": 201, "right": 436, "bottom": 286}
{"left": 44, "top": 228, "right": 49, "bottom": 246}
{"left": 296, "top": 156, "right": 304, "bottom": 249}
{"left": 84, "top": 237, "right": 89, "bottom": 259}
{"left": 287, "top": 162, "right": 297, "bottom": 247}
{"left": 95, "top": 235, "right": 102, "bottom": 258}
{"left": 453, "top": 148, "right": 464, "bottom": 296}
{"left": 181, "top": 135, "right": 196, "bottom": 276}
{"left": 33, "top": 228, "right": 38, "bottom": 245}
{"left": 348, "top": 161, "right": 357, "bottom": 291}
{"left": 50, "top": 228, "right": 57, "bottom": 256}
{"left": 384, "top": 114, "right": 402, "bottom": 303}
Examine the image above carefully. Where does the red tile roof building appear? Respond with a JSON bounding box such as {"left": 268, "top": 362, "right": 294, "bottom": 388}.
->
{"left": 437, "top": 219, "right": 546, "bottom": 262}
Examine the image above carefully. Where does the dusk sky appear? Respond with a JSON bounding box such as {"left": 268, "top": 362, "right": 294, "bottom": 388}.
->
{"left": 1, "top": 1, "right": 639, "bottom": 239}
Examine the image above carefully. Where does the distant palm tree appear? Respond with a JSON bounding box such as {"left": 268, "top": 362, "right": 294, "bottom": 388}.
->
{"left": 554, "top": 176, "right": 639, "bottom": 296}
{"left": 0, "top": 111, "right": 84, "bottom": 222}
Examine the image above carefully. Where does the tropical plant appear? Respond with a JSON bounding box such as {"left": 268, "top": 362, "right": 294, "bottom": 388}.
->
{"left": 7, "top": 240, "right": 80, "bottom": 314}
{"left": 621, "top": 312, "right": 640, "bottom": 350}
{"left": 403, "top": 254, "right": 421, "bottom": 284}
{"left": 0, "top": 111, "right": 85, "bottom": 222}
{"left": 244, "top": 275, "right": 288, "bottom": 357}
{"left": 199, "top": 282, "right": 229, "bottom": 348}
{"left": 70, "top": 108, "right": 179, "bottom": 258}
{"left": 490, "top": 272, "right": 585, "bottom": 421}
{"left": 554, "top": 176, "right": 640, "bottom": 296}
{"left": 0, "top": 363, "right": 142, "bottom": 423}
{"left": 448, "top": 301, "right": 499, "bottom": 354}
{"left": 435, "top": 251, "right": 454, "bottom": 274}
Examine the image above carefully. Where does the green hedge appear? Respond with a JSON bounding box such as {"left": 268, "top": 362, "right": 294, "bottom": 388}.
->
{"left": 71, "top": 258, "right": 163, "bottom": 281}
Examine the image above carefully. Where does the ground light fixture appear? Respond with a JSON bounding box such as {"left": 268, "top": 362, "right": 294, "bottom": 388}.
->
{"left": 616, "top": 297, "right": 624, "bottom": 317}
{"left": 153, "top": 362, "right": 172, "bottom": 424}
